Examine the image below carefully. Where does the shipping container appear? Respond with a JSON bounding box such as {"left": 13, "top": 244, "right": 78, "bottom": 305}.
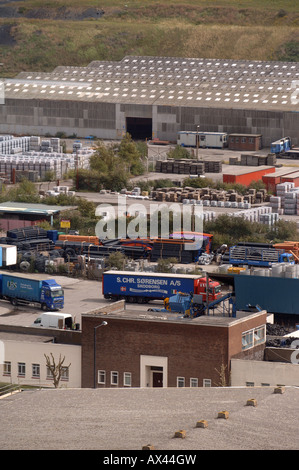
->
{"left": 223, "top": 166, "right": 275, "bottom": 186}
{"left": 177, "top": 131, "right": 228, "bottom": 149}
{"left": 281, "top": 171, "right": 299, "bottom": 187}
{"left": 262, "top": 168, "right": 299, "bottom": 193}
{"left": 234, "top": 274, "right": 299, "bottom": 317}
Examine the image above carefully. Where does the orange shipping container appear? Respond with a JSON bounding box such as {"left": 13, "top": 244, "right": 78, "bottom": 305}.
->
{"left": 223, "top": 166, "right": 274, "bottom": 186}
{"left": 281, "top": 171, "right": 299, "bottom": 187}
{"left": 262, "top": 168, "right": 299, "bottom": 193}
{"left": 58, "top": 235, "right": 99, "bottom": 245}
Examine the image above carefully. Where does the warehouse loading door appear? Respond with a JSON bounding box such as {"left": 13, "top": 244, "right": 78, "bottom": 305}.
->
{"left": 126, "top": 117, "right": 152, "bottom": 140}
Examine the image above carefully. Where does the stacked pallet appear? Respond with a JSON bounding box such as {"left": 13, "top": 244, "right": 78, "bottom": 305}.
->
{"left": 151, "top": 186, "right": 267, "bottom": 206}
{"left": 238, "top": 154, "right": 277, "bottom": 166}
{"left": 29, "top": 136, "right": 41, "bottom": 152}
{"left": 0, "top": 135, "right": 31, "bottom": 154}
{"left": 204, "top": 161, "right": 222, "bottom": 173}
{"left": 155, "top": 159, "right": 205, "bottom": 175}
{"left": 0, "top": 148, "right": 93, "bottom": 182}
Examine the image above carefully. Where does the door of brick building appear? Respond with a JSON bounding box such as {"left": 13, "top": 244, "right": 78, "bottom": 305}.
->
{"left": 152, "top": 371, "right": 163, "bottom": 387}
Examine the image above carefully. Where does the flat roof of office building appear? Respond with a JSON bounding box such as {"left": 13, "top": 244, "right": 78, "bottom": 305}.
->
{"left": 0, "top": 386, "right": 297, "bottom": 450}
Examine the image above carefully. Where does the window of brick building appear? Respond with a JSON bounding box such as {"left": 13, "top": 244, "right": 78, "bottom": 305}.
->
{"left": 203, "top": 378, "right": 211, "bottom": 387}
{"left": 177, "top": 377, "right": 185, "bottom": 387}
{"left": 190, "top": 378, "right": 198, "bottom": 387}
{"left": 124, "top": 372, "right": 132, "bottom": 387}
{"left": 98, "top": 370, "right": 106, "bottom": 384}
{"left": 111, "top": 371, "right": 118, "bottom": 386}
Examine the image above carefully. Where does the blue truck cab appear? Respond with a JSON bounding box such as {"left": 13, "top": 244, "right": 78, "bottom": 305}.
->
{"left": 39, "top": 279, "right": 64, "bottom": 310}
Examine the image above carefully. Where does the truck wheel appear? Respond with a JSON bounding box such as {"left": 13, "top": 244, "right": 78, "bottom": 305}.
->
{"left": 41, "top": 303, "right": 48, "bottom": 311}
{"left": 11, "top": 298, "right": 18, "bottom": 306}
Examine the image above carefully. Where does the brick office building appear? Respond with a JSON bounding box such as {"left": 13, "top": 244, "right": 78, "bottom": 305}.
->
{"left": 228, "top": 134, "right": 263, "bottom": 151}
{"left": 81, "top": 302, "right": 267, "bottom": 388}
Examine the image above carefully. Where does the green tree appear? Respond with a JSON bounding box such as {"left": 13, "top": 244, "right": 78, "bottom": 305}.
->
{"left": 167, "top": 145, "right": 192, "bottom": 160}
{"left": 118, "top": 133, "right": 145, "bottom": 176}
{"left": 10, "top": 178, "right": 40, "bottom": 203}
{"left": 204, "top": 214, "right": 267, "bottom": 247}
{"left": 155, "top": 257, "right": 178, "bottom": 273}
{"left": 266, "top": 220, "right": 299, "bottom": 243}
{"left": 106, "top": 252, "right": 127, "bottom": 270}
{"left": 88, "top": 140, "right": 129, "bottom": 191}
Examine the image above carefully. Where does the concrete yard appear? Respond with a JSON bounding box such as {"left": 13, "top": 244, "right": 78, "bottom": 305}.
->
{"left": 0, "top": 386, "right": 298, "bottom": 451}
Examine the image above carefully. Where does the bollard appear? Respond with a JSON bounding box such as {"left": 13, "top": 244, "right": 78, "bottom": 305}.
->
{"left": 246, "top": 398, "right": 257, "bottom": 407}
{"left": 142, "top": 444, "right": 156, "bottom": 450}
{"left": 217, "top": 410, "right": 229, "bottom": 419}
{"left": 196, "top": 420, "right": 208, "bottom": 428}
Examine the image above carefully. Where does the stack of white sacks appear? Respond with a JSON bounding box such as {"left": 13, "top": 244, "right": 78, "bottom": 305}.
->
{"left": 228, "top": 206, "right": 279, "bottom": 225}
{"left": 270, "top": 182, "right": 299, "bottom": 216}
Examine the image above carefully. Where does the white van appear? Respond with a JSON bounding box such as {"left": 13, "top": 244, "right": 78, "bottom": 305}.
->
{"left": 31, "top": 312, "right": 73, "bottom": 329}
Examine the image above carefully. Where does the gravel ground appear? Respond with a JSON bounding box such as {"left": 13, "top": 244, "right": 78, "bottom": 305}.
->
{"left": 1, "top": 386, "right": 298, "bottom": 451}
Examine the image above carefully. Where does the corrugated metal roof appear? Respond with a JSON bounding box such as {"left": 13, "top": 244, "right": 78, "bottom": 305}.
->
{"left": 3, "top": 56, "right": 299, "bottom": 111}
{"left": 0, "top": 202, "right": 75, "bottom": 215}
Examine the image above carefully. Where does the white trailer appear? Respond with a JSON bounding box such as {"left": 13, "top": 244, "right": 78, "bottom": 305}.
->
{"left": 177, "top": 131, "right": 228, "bottom": 149}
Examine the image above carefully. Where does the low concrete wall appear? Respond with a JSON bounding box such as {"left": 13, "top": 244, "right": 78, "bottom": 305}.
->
{"left": 0, "top": 324, "right": 81, "bottom": 345}
{"left": 231, "top": 357, "right": 299, "bottom": 387}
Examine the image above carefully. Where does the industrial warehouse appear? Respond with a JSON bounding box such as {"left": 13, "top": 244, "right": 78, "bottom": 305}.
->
{"left": 0, "top": 56, "right": 299, "bottom": 145}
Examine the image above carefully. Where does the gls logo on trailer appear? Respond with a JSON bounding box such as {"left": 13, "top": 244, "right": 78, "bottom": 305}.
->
{"left": 7, "top": 281, "right": 17, "bottom": 291}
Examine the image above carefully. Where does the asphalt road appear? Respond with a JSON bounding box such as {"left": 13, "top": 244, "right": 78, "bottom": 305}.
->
{"left": 0, "top": 270, "right": 185, "bottom": 328}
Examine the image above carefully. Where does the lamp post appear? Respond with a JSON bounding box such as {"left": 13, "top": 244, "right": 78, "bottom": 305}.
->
{"left": 94, "top": 321, "right": 108, "bottom": 388}
{"left": 196, "top": 125, "right": 200, "bottom": 161}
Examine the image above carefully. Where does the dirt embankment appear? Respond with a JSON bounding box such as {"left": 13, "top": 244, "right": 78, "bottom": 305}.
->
{"left": 0, "top": 23, "right": 15, "bottom": 45}
{"left": 0, "top": 6, "right": 105, "bottom": 20}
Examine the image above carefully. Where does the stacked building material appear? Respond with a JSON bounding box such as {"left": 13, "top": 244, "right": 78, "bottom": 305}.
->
{"left": 151, "top": 185, "right": 268, "bottom": 206}
{"left": 269, "top": 196, "right": 282, "bottom": 214}
{"left": 0, "top": 135, "right": 31, "bottom": 154}
{"left": 204, "top": 161, "right": 222, "bottom": 173}
{"left": 1, "top": 226, "right": 56, "bottom": 254}
{"left": 0, "top": 148, "right": 94, "bottom": 182}
{"left": 238, "top": 154, "right": 276, "bottom": 166}
{"left": 155, "top": 159, "right": 206, "bottom": 175}
{"left": 29, "top": 136, "right": 41, "bottom": 152}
